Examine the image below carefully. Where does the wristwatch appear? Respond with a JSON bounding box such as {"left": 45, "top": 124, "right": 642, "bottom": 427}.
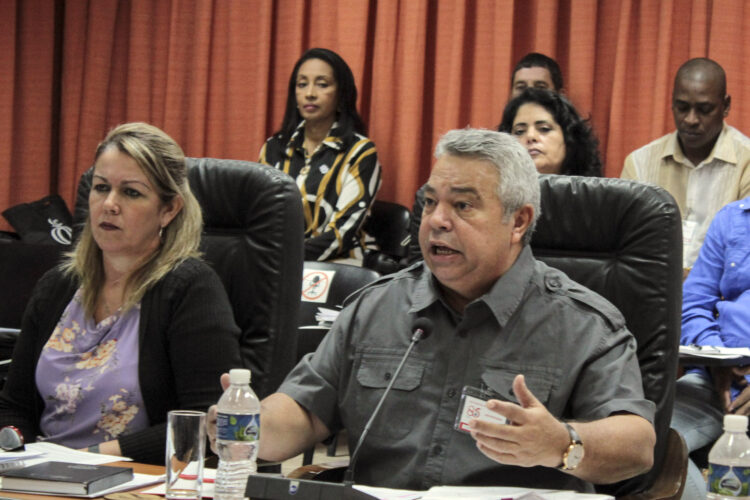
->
{"left": 558, "top": 422, "right": 584, "bottom": 471}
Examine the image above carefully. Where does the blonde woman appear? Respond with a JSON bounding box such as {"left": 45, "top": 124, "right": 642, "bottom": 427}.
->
{"left": 0, "top": 123, "right": 240, "bottom": 464}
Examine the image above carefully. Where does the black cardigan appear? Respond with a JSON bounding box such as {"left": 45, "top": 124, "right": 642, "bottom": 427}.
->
{"left": 0, "top": 258, "right": 241, "bottom": 464}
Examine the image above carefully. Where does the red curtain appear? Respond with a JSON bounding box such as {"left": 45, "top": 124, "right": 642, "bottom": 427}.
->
{"left": 2, "top": 0, "right": 749, "bottom": 231}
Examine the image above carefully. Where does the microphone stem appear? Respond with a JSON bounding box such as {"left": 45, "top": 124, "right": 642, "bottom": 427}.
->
{"left": 344, "top": 331, "right": 424, "bottom": 485}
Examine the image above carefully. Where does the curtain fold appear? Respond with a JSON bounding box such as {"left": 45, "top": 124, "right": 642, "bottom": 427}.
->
{"left": 1, "top": 0, "right": 57, "bottom": 215}
{"left": 1, "top": 0, "right": 749, "bottom": 231}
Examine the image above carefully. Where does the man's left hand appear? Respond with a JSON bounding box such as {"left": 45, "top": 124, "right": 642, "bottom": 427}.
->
{"left": 729, "top": 385, "right": 750, "bottom": 415}
{"left": 727, "top": 368, "right": 750, "bottom": 415}
{"left": 469, "top": 374, "right": 570, "bottom": 468}
{"left": 712, "top": 366, "right": 750, "bottom": 414}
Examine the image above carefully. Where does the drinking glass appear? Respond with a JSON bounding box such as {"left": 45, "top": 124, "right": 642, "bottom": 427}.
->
{"left": 165, "top": 410, "right": 206, "bottom": 500}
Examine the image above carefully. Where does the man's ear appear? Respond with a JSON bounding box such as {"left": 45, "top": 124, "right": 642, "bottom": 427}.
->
{"left": 511, "top": 204, "right": 534, "bottom": 244}
{"left": 723, "top": 95, "right": 731, "bottom": 117}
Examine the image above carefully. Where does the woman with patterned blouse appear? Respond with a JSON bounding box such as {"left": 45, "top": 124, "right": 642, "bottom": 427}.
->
{"left": 0, "top": 123, "right": 240, "bottom": 464}
{"left": 259, "top": 48, "right": 381, "bottom": 261}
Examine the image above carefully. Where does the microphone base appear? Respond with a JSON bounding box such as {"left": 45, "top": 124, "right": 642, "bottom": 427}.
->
{"left": 245, "top": 473, "right": 378, "bottom": 500}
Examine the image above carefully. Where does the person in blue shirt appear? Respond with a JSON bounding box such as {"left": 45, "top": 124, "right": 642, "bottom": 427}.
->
{"left": 672, "top": 196, "right": 750, "bottom": 499}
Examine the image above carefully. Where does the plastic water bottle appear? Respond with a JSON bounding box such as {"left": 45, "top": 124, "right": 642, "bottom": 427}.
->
{"left": 707, "top": 414, "right": 750, "bottom": 499}
{"left": 214, "top": 368, "right": 261, "bottom": 500}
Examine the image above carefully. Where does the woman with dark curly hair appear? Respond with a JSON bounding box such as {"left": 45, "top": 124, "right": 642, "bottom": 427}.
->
{"left": 498, "top": 88, "right": 602, "bottom": 177}
{"left": 259, "top": 48, "right": 381, "bottom": 261}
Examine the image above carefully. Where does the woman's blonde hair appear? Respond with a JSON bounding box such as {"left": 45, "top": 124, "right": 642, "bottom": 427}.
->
{"left": 64, "top": 122, "right": 203, "bottom": 317}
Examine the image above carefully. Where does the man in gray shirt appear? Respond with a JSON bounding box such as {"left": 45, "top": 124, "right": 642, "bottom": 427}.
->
{"left": 209, "top": 128, "right": 656, "bottom": 491}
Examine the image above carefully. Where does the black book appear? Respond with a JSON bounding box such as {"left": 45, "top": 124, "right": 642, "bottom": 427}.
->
{"left": 0, "top": 461, "right": 134, "bottom": 495}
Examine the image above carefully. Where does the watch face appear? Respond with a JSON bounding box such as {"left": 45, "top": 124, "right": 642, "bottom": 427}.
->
{"left": 566, "top": 443, "right": 585, "bottom": 468}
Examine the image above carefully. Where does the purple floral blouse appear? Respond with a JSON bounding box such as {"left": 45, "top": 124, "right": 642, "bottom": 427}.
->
{"left": 36, "top": 289, "right": 149, "bottom": 448}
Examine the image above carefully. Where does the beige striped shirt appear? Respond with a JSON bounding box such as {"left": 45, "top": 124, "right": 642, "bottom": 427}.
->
{"left": 622, "top": 124, "right": 750, "bottom": 268}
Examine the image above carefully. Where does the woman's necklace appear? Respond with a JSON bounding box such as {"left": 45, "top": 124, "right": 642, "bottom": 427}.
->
{"left": 302, "top": 138, "right": 320, "bottom": 157}
{"left": 301, "top": 139, "right": 319, "bottom": 174}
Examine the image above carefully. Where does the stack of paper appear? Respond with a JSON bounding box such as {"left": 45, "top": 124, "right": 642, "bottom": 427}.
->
{"left": 0, "top": 447, "right": 43, "bottom": 472}
{"left": 679, "top": 345, "right": 750, "bottom": 359}
{"left": 314, "top": 307, "right": 340, "bottom": 327}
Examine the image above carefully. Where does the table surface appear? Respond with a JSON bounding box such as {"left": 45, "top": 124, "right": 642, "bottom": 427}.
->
{"left": 0, "top": 461, "right": 165, "bottom": 500}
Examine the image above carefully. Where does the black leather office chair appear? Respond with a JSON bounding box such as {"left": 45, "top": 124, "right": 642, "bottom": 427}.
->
{"left": 0, "top": 240, "right": 66, "bottom": 386}
{"left": 74, "top": 158, "right": 305, "bottom": 399}
{"left": 408, "top": 175, "right": 685, "bottom": 498}
{"left": 362, "top": 200, "right": 411, "bottom": 275}
{"left": 530, "top": 175, "right": 684, "bottom": 498}
{"left": 188, "top": 158, "right": 304, "bottom": 399}
{"left": 298, "top": 261, "right": 381, "bottom": 465}
{"left": 0, "top": 242, "right": 66, "bottom": 330}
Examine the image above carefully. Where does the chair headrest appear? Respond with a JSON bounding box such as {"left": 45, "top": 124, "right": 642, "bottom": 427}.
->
{"left": 532, "top": 174, "right": 681, "bottom": 253}
{"left": 186, "top": 157, "right": 300, "bottom": 230}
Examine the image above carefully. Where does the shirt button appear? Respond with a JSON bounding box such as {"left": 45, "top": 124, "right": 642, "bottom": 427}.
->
{"left": 447, "top": 388, "right": 456, "bottom": 398}
{"left": 384, "top": 372, "right": 392, "bottom": 381}
{"left": 546, "top": 276, "right": 562, "bottom": 290}
{"left": 432, "top": 445, "right": 443, "bottom": 455}
{"left": 731, "top": 262, "right": 736, "bottom": 267}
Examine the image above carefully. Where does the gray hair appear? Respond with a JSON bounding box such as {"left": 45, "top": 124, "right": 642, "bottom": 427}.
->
{"left": 434, "top": 128, "right": 541, "bottom": 245}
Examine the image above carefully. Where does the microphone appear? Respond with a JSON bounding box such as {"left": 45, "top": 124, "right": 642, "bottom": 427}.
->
{"left": 410, "top": 317, "right": 434, "bottom": 343}
{"left": 343, "top": 317, "right": 435, "bottom": 485}
{"left": 243, "top": 318, "right": 434, "bottom": 500}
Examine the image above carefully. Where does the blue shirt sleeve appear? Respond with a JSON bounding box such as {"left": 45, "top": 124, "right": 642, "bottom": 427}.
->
{"left": 681, "top": 206, "right": 730, "bottom": 347}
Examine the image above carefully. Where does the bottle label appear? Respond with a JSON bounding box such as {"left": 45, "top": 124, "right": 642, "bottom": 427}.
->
{"left": 708, "top": 464, "right": 750, "bottom": 497}
{"left": 217, "top": 413, "right": 260, "bottom": 442}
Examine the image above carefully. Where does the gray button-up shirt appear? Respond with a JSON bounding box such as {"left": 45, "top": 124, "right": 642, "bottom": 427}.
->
{"left": 280, "top": 246, "right": 655, "bottom": 491}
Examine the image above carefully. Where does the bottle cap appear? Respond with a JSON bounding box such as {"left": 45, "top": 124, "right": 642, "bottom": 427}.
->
{"left": 229, "top": 368, "right": 251, "bottom": 385}
{"left": 724, "top": 414, "right": 748, "bottom": 432}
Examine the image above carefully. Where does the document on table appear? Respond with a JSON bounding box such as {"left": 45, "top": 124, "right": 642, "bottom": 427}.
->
{"left": 141, "top": 468, "right": 215, "bottom": 497}
{"left": 679, "top": 345, "right": 750, "bottom": 359}
{"left": 146, "top": 476, "right": 611, "bottom": 500}
{"left": 354, "top": 485, "right": 423, "bottom": 499}
{"left": 0, "top": 441, "right": 132, "bottom": 466}
{"left": 0, "top": 441, "right": 132, "bottom": 473}
{"left": 353, "top": 485, "right": 613, "bottom": 500}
